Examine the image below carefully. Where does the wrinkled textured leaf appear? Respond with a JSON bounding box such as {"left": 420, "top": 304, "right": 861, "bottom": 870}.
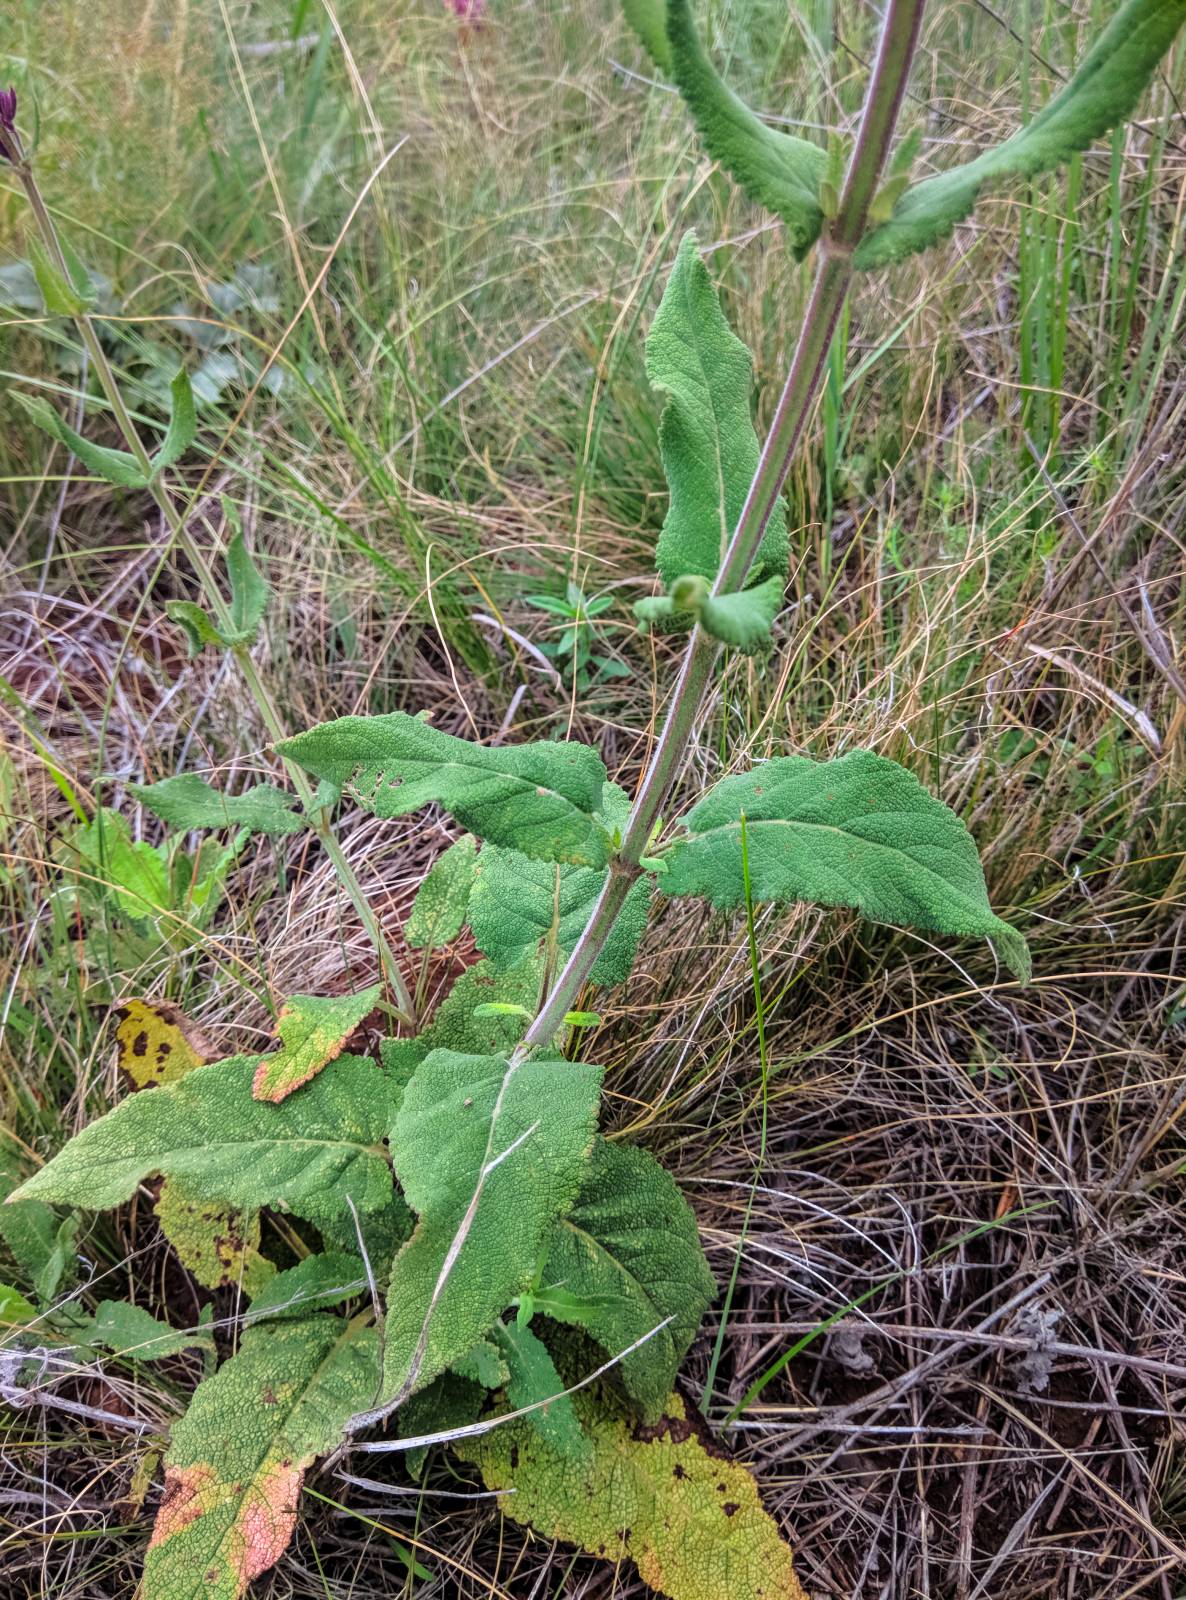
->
{"left": 12, "top": 392, "right": 148, "bottom": 488}
{"left": 493, "top": 1319, "right": 590, "bottom": 1460}
{"left": 662, "top": 750, "right": 1030, "bottom": 978}
{"left": 114, "top": 999, "right": 212, "bottom": 1089}
{"left": 468, "top": 847, "right": 652, "bottom": 987}
{"left": 244, "top": 1253, "right": 368, "bottom": 1324}
{"left": 380, "top": 1049, "right": 601, "bottom": 1408}
{"left": 405, "top": 835, "right": 478, "bottom": 949}
{"left": 664, "top": 0, "right": 825, "bottom": 259}
{"left": 252, "top": 985, "right": 381, "bottom": 1103}
{"left": 152, "top": 369, "right": 197, "bottom": 474}
{"left": 11, "top": 1054, "right": 394, "bottom": 1219}
{"left": 647, "top": 234, "right": 787, "bottom": 591}
{"left": 131, "top": 775, "right": 304, "bottom": 836}
{"left": 144, "top": 1315, "right": 379, "bottom": 1600}
{"left": 622, "top": 0, "right": 670, "bottom": 69}
{"left": 379, "top": 957, "right": 545, "bottom": 1081}
{"left": 857, "top": 0, "right": 1186, "bottom": 268}
{"left": 82, "top": 1299, "right": 215, "bottom": 1361}
{"left": 165, "top": 600, "right": 226, "bottom": 657}
{"left": 456, "top": 1386, "right": 806, "bottom": 1600}
{"left": 539, "top": 1137, "right": 715, "bottom": 1419}
{"left": 699, "top": 573, "right": 784, "bottom": 654}
{"left": 398, "top": 1371, "right": 485, "bottom": 1478}
{"left": 277, "top": 712, "right": 610, "bottom": 868}
{"left": 155, "top": 1180, "right": 275, "bottom": 1296}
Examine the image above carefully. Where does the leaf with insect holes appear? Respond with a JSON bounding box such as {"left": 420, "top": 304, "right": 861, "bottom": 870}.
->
{"left": 537, "top": 1136, "right": 715, "bottom": 1420}
{"left": 646, "top": 235, "right": 787, "bottom": 593}
{"left": 155, "top": 1180, "right": 276, "bottom": 1296}
{"left": 10, "top": 1054, "right": 395, "bottom": 1220}
{"left": 243, "top": 1253, "right": 368, "bottom": 1324}
{"left": 150, "top": 370, "right": 196, "bottom": 476}
{"left": 131, "top": 775, "right": 305, "bottom": 836}
{"left": 456, "top": 1385, "right": 807, "bottom": 1600}
{"left": 658, "top": 0, "right": 826, "bottom": 259}
{"left": 492, "top": 1319, "right": 591, "bottom": 1461}
{"left": 662, "top": 750, "right": 1030, "bottom": 978}
{"left": 113, "top": 999, "right": 212, "bottom": 1089}
{"left": 11, "top": 391, "right": 148, "bottom": 488}
{"left": 278, "top": 713, "right": 610, "bottom": 868}
{"left": 405, "top": 835, "right": 478, "bottom": 949}
{"left": 856, "top": 0, "right": 1186, "bottom": 269}
{"left": 252, "top": 985, "right": 382, "bottom": 1103}
{"left": 378, "top": 1049, "right": 601, "bottom": 1410}
{"left": 143, "top": 1315, "right": 379, "bottom": 1600}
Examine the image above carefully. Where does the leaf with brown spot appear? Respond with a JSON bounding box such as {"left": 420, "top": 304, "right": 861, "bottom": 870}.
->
{"left": 455, "top": 1388, "right": 807, "bottom": 1600}
{"left": 114, "top": 1000, "right": 212, "bottom": 1090}
{"left": 251, "top": 985, "right": 382, "bottom": 1103}
{"left": 155, "top": 1179, "right": 274, "bottom": 1296}
{"left": 144, "top": 1314, "right": 379, "bottom": 1600}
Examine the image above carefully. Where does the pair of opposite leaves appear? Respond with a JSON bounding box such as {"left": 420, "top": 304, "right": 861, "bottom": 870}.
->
{"left": 624, "top": 0, "right": 1186, "bottom": 264}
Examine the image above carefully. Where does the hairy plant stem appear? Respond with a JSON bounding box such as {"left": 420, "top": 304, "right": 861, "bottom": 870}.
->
{"left": 519, "top": 0, "right": 927, "bottom": 1055}
{"left": 8, "top": 141, "right": 415, "bottom": 1021}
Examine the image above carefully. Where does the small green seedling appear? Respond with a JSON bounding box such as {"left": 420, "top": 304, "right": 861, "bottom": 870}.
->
{"left": 6, "top": 4, "right": 1184, "bottom": 1597}
{"left": 525, "top": 581, "right": 628, "bottom": 689}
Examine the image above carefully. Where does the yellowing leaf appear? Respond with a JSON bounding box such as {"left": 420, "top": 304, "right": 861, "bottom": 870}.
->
{"left": 144, "top": 1314, "right": 379, "bottom": 1600}
{"left": 155, "top": 1180, "right": 275, "bottom": 1296}
{"left": 456, "top": 1388, "right": 806, "bottom": 1600}
{"left": 115, "top": 1000, "right": 212, "bottom": 1089}
{"left": 252, "top": 985, "right": 382, "bottom": 1103}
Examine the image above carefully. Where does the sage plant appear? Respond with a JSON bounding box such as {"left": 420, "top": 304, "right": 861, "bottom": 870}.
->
{"left": 8, "top": 3, "right": 1184, "bottom": 1597}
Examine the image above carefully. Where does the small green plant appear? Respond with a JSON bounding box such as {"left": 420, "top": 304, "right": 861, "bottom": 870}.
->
{"left": 5, "top": 3, "right": 1185, "bottom": 1595}
{"left": 525, "top": 581, "right": 628, "bottom": 689}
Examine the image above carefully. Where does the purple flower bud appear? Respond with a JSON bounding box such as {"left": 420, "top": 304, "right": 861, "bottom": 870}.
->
{"left": 0, "top": 87, "right": 16, "bottom": 163}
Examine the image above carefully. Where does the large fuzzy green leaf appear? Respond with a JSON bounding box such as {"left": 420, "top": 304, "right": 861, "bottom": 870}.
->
{"left": 405, "top": 834, "right": 478, "bottom": 949}
{"left": 857, "top": 0, "right": 1186, "bottom": 269}
{"left": 467, "top": 847, "right": 652, "bottom": 987}
{"left": 10, "top": 1054, "right": 394, "bottom": 1219}
{"left": 130, "top": 774, "right": 304, "bottom": 836}
{"left": 278, "top": 712, "right": 610, "bottom": 868}
{"left": 456, "top": 1386, "right": 807, "bottom": 1600}
{"left": 662, "top": 750, "right": 1030, "bottom": 978}
{"left": 538, "top": 1137, "right": 715, "bottom": 1420}
{"left": 664, "top": 0, "right": 825, "bottom": 259}
{"left": 647, "top": 234, "right": 787, "bottom": 593}
{"left": 378, "top": 1049, "right": 601, "bottom": 1410}
{"left": 144, "top": 1315, "right": 379, "bottom": 1600}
